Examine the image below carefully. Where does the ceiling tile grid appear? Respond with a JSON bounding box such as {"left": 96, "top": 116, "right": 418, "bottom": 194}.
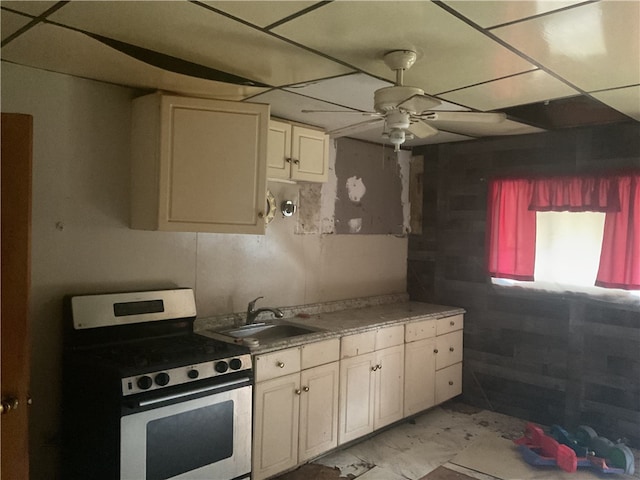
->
{"left": 1, "top": 0, "right": 637, "bottom": 147}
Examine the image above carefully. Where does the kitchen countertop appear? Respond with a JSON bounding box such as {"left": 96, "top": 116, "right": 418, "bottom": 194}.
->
{"left": 199, "top": 299, "right": 465, "bottom": 355}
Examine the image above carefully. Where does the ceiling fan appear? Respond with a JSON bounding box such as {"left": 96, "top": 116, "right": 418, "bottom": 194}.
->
{"left": 308, "top": 50, "right": 507, "bottom": 151}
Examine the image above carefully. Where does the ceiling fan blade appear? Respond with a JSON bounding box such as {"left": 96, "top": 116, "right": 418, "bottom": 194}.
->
{"left": 397, "top": 94, "right": 441, "bottom": 113}
{"left": 328, "top": 118, "right": 384, "bottom": 138}
{"left": 85, "top": 32, "right": 269, "bottom": 87}
{"left": 408, "top": 120, "right": 438, "bottom": 138}
{"left": 420, "top": 111, "right": 507, "bottom": 123}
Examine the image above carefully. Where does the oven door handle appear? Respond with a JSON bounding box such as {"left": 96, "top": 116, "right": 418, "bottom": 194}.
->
{"left": 137, "top": 377, "right": 251, "bottom": 407}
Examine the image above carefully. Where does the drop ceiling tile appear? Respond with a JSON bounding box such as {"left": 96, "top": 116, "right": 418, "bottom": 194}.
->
{"left": 1, "top": 10, "right": 32, "bottom": 41}
{"left": 442, "top": 1, "right": 585, "bottom": 29}
{"left": 273, "top": 1, "right": 535, "bottom": 96}
{"left": 441, "top": 69, "right": 579, "bottom": 111}
{"left": 248, "top": 89, "right": 371, "bottom": 131}
{"left": 285, "top": 74, "right": 392, "bottom": 112}
{"left": 493, "top": 1, "right": 640, "bottom": 92}
{"left": 591, "top": 85, "right": 640, "bottom": 122}
{"left": 203, "top": 1, "right": 319, "bottom": 28}
{"left": 1, "top": 1, "right": 59, "bottom": 17}
{"left": 47, "top": 1, "right": 352, "bottom": 87}
{"left": 1, "top": 23, "right": 268, "bottom": 100}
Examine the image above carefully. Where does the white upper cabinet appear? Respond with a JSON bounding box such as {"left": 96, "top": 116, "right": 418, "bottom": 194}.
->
{"left": 131, "top": 93, "right": 269, "bottom": 234}
{"left": 267, "top": 119, "right": 329, "bottom": 183}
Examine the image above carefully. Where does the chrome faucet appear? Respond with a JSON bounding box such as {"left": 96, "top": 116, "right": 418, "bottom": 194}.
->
{"left": 246, "top": 296, "right": 284, "bottom": 325}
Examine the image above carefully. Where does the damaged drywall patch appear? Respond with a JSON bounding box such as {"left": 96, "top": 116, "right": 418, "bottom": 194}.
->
{"left": 346, "top": 176, "right": 366, "bottom": 202}
{"left": 334, "top": 138, "right": 405, "bottom": 235}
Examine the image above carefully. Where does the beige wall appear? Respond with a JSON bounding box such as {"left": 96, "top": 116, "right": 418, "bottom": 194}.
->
{"left": 1, "top": 63, "right": 408, "bottom": 479}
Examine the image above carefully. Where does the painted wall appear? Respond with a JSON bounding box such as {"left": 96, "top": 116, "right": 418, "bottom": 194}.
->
{"left": 1, "top": 63, "right": 408, "bottom": 479}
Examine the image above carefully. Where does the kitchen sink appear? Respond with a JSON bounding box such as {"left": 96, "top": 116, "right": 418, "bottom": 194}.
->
{"left": 217, "top": 322, "right": 322, "bottom": 342}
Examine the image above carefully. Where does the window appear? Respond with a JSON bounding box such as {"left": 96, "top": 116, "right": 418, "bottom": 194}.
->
{"left": 487, "top": 173, "right": 640, "bottom": 303}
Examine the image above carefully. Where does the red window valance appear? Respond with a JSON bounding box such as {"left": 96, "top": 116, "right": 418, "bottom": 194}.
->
{"left": 529, "top": 176, "right": 621, "bottom": 212}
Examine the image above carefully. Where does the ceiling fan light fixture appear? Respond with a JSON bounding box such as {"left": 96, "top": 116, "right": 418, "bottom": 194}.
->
{"left": 387, "top": 128, "right": 406, "bottom": 152}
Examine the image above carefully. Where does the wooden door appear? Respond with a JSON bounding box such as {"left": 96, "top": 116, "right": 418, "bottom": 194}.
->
{"left": 298, "top": 361, "right": 339, "bottom": 462}
{"left": 1, "top": 112, "right": 33, "bottom": 480}
{"left": 373, "top": 344, "right": 404, "bottom": 430}
{"left": 253, "top": 373, "right": 300, "bottom": 480}
{"left": 338, "top": 352, "right": 375, "bottom": 445}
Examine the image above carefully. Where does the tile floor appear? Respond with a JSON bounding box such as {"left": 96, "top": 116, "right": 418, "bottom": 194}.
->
{"left": 276, "top": 402, "right": 640, "bottom": 480}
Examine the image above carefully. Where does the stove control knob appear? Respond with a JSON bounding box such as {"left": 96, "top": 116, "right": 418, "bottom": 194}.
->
{"left": 215, "top": 361, "right": 229, "bottom": 373}
{"left": 155, "top": 372, "right": 170, "bottom": 386}
{"left": 229, "top": 358, "right": 243, "bottom": 371}
{"left": 187, "top": 369, "right": 199, "bottom": 379}
{"left": 137, "top": 375, "right": 153, "bottom": 390}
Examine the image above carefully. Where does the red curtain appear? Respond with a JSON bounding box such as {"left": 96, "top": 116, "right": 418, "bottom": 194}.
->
{"left": 530, "top": 176, "right": 620, "bottom": 212}
{"left": 486, "top": 178, "right": 536, "bottom": 280}
{"left": 596, "top": 173, "right": 640, "bottom": 290}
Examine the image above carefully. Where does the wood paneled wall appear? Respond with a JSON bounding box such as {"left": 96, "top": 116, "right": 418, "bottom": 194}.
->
{"left": 409, "top": 122, "right": 640, "bottom": 447}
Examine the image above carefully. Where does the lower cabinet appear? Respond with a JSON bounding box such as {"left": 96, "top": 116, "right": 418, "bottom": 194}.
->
{"left": 338, "top": 326, "right": 405, "bottom": 445}
{"left": 253, "top": 314, "right": 463, "bottom": 479}
{"left": 253, "top": 340, "right": 340, "bottom": 480}
{"left": 404, "top": 314, "right": 464, "bottom": 417}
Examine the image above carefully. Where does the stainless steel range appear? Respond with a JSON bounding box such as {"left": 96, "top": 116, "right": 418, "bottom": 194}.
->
{"left": 62, "top": 289, "right": 252, "bottom": 480}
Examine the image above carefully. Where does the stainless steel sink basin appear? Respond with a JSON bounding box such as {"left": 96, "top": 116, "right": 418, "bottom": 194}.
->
{"left": 217, "top": 322, "right": 322, "bottom": 342}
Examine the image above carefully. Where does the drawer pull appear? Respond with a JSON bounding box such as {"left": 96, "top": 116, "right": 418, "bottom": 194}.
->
{"left": 449, "top": 381, "right": 454, "bottom": 386}
{"left": 450, "top": 320, "right": 455, "bottom": 326}
{"left": 303, "top": 386, "right": 309, "bottom": 392}
{"left": 277, "top": 361, "right": 285, "bottom": 368}
{"left": 433, "top": 348, "right": 439, "bottom": 354}
{"left": 449, "top": 347, "right": 455, "bottom": 352}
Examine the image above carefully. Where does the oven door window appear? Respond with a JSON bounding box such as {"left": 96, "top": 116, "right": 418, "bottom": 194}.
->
{"left": 146, "top": 400, "right": 233, "bottom": 480}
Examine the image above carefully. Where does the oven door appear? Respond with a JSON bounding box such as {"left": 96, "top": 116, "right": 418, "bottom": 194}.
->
{"left": 120, "top": 377, "right": 252, "bottom": 480}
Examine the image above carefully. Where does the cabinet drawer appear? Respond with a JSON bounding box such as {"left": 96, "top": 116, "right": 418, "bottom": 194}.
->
{"left": 405, "top": 318, "right": 436, "bottom": 342}
{"left": 435, "top": 362, "right": 462, "bottom": 404}
{"left": 436, "top": 314, "right": 463, "bottom": 336}
{"left": 255, "top": 347, "right": 301, "bottom": 382}
{"left": 301, "top": 338, "right": 340, "bottom": 369}
{"left": 341, "top": 330, "right": 376, "bottom": 359}
{"left": 375, "top": 325, "right": 404, "bottom": 350}
{"left": 435, "top": 330, "right": 463, "bottom": 370}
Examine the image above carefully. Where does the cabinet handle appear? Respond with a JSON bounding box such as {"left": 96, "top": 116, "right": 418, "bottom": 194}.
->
{"left": 450, "top": 321, "right": 455, "bottom": 326}
{"left": 295, "top": 389, "right": 302, "bottom": 395}
{"left": 293, "top": 159, "right": 300, "bottom": 165}
{"left": 377, "top": 364, "right": 382, "bottom": 370}
{"left": 277, "top": 361, "right": 285, "bottom": 368}
{"left": 285, "top": 158, "right": 292, "bottom": 163}
{"left": 371, "top": 365, "right": 378, "bottom": 372}
{"left": 258, "top": 211, "right": 265, "bottom": 219}
{"left": 303, "top": 386, "right": 309, "bottom": 392}
{"left": 449, "top": 347, "right": 455, "bottom": 352}
{"left": 449, "top": 381, "right": 454, "bottom": 386}
{"left": 433, "top": 348, "right": 439, "bottom": 354}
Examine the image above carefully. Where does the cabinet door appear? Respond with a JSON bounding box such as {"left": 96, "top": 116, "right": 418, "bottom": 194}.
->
{"left": 253, "top": 373, "right": 300, "bottom": 480}
{"left": 267, "top": 120, "right": 292, "bottom": 180}
{"left": 373, "top": 344, "right": 405, "bottom": 430}
{"left": 338, "top": 352, "right": 375, "bottom": 445}
{"left": 132, "top": 94, "right": 269, "bottom": 234}
{"left": 435, "top": 362, "right": 462, "bottom": 404}
{"left": 404, "top": 338, "right": 436, "bottom": 417}
{"left": 291, "top": 126, "right": 328, "bottom": 182}
{"left": 299, "top": 362, "right": 339, "bottom": 462}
